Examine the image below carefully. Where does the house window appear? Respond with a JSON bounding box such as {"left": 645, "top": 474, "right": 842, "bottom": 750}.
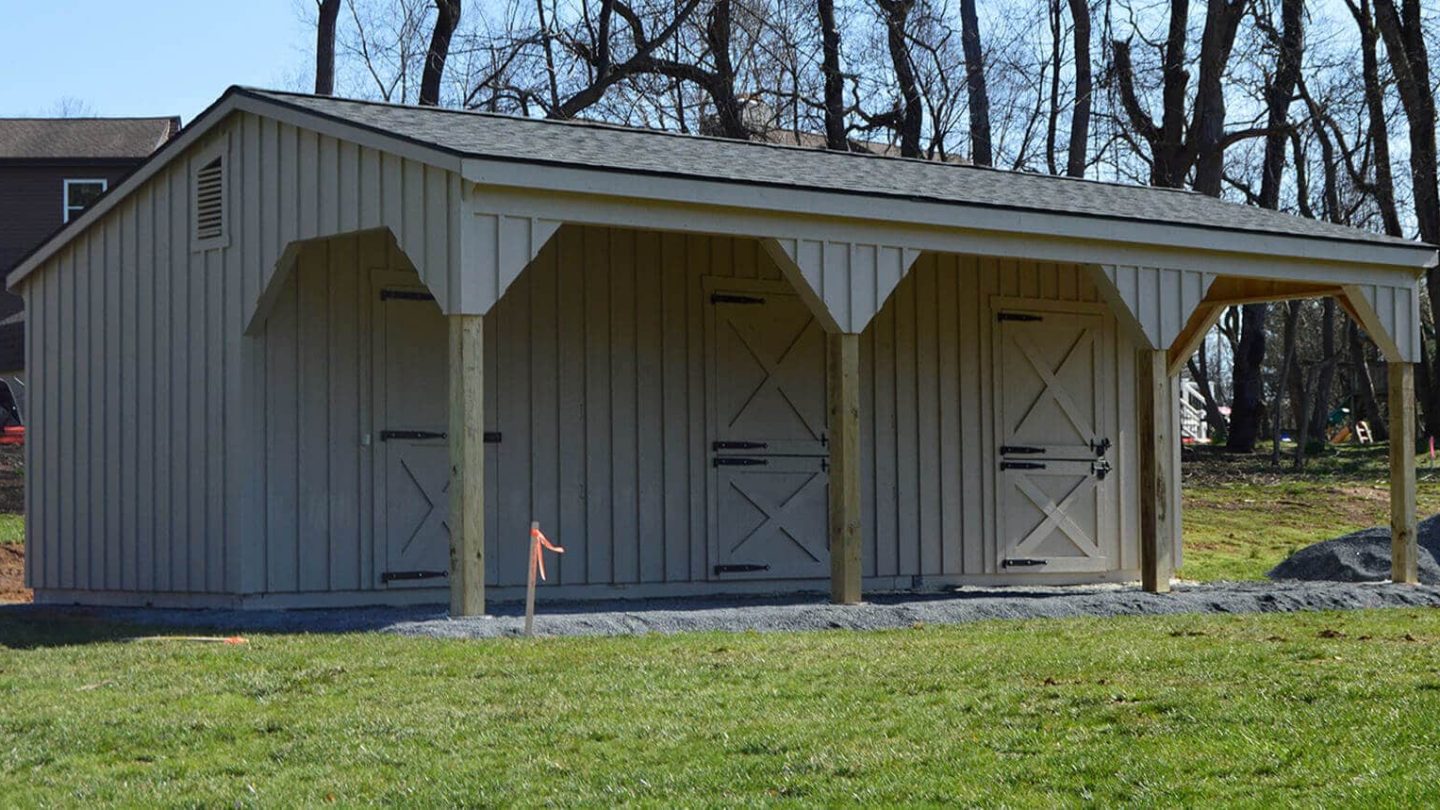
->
{"left": 62, "top": 179, "right": 107, "bottom": 223}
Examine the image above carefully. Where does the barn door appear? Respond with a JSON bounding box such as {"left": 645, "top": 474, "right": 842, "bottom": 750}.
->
{"left": 993, "top": 302, "right": 1114, "bottom": 573}
{"left": 373, "top": 273, "right": 450, "bottom": 588}
{"left": 706, "top": 278, "right": 829, "bottom": 580}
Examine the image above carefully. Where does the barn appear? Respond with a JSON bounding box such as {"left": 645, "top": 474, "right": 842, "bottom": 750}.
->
{"left": 9, "top": 87, "right": 1434, "bottom": 613}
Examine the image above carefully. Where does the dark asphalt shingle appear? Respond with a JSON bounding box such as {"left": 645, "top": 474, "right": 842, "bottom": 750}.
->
{"left": 258, "top": 89, "right": 1429, "bottom": 251}
{"left": 0, "top": 117, "right": 180, "bottom": 159}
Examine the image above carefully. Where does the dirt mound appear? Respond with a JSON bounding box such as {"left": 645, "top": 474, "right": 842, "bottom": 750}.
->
{"left": 1268, "top": 514, "right": 1440, "bottom": 584}
{"left": 0, "top": 544, "right": 29, "bottom": 603}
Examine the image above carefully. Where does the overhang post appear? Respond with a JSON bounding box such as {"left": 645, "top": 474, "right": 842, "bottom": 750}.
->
{"left": 449, "top": 314, "right": 486, "bottom": 615}
{"left": 1137, "top": 348, "right": 1175, "bottom": 593}
{"left": 827, "top": 332, "right": 863, "bottom": 604}
{"left": 1390, "top": 361, "right": 1418, "bottom": 584}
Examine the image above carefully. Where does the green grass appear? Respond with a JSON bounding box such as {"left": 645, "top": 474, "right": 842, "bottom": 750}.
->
{"left": 3, "top": 610, "right": 1440, "bottom": 805}
{"left": 0, "top": 513, "right": 23, "bottom": 545}
{"left": 1179, "top": 442, "right": 1440, "bottom": 581}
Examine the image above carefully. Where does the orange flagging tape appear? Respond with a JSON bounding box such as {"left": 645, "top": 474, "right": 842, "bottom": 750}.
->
{"left": 530, "top": 526, "right": 565, "bottom": 581}
{"left": 132, "top": 636, "right": 248, "bottom": 645}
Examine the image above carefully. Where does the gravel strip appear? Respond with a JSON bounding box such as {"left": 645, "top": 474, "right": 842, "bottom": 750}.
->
{"left": 7, "top": 581, "right": 1440, "bottom": 639}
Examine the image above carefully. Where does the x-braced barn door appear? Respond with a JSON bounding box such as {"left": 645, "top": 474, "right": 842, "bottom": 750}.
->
{"left": 373, "top": 272, "right": 450, "bottom": 587}
{"left": 706, "top": 278, "right": 829, "bottom": 580}
{"left": 992, "top": 299, "right": 1115, "bottom": 573}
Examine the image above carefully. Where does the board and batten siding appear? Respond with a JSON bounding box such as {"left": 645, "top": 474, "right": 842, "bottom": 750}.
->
{"left": 22, "top": 110, "right": 460, "bottom": 600}
{"left": 250, "top": 224, "right": 1145, "bottom": 597}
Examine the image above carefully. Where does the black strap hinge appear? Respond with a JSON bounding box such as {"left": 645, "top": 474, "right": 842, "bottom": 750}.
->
{"left": 381, "top": 570, "right": 448, "bottom": 582}
{"left": 1002, "top": 558, "right": 1047, "bottom": 568}
{"left": 1000, "top": 445, "right": 1045, "bottom": 455}
{"left": 380, "top": 289, "right": 436, "bottom": 302}
{"left": 711, "top": 293, "right": 766, "bottom": 305}
{"left": 713, "top": 440, "right": 768, "bottom": 451}
{"left": 714, "top": 563, "right": 771, "bottom": 574}
{"left": 714, "top": 457, "right": 768, "bottom": 467}
{"left": 997, "top": 312, "right": 1043, "bottom": 322}
{"left": 1001, "top": 460, "right": 1047, "bottom": 470}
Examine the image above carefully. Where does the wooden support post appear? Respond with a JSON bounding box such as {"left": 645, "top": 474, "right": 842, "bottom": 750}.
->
{"left": 1137, "top": 349, "right": 1174, "bottom": 593}
{"left": 1390, "top": 361, "right": 1419, "bottom": 585}
{"left": 449, "top": 315, "right": 485, "bottom": 616}
{"left": 827, "top": 332, "right": 862, "bottom": 604}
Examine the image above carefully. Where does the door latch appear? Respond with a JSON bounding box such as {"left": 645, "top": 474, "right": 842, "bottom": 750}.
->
{"left": 1091, "top": 437, "right": 1112, "bottom": 457}
{"left": 1092, "top": 458, "right": 1112, "bottom": 481}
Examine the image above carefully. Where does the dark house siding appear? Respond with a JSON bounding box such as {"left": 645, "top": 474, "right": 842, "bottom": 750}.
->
{"left": 0, "top": 161, "right": 140, "bottom": 372}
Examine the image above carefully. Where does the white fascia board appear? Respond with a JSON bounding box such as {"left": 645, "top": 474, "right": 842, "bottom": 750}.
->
{"left": 463, "top": 178, "right": 1430, "bottom": 290}
{"left": 461, "top": 157, "right": 1436, "bottom": 275}
{"left": 9, "top": 90, "right": 462, "bottom": 288}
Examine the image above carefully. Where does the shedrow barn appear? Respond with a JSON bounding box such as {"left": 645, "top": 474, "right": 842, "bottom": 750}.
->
{"left": 9, "top": 86, "right": 1434, "bottom": 613}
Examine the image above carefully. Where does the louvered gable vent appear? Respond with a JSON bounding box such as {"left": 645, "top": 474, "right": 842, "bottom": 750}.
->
{"left": 193, "top": 156, "right": 225, "bottom": 245}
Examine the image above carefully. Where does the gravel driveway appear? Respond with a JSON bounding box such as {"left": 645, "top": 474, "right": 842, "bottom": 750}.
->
{"left": 8, "top": 580, "right": 1440, "bottom": 639}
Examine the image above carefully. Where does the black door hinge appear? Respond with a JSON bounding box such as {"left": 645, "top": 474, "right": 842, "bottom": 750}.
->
{"left": 1000, "top": 445, "right": 1046, "bottom": 455}
{"left": 380, "top": 289, "right": 436, "bottom": 302}
{"left": 714, "top": 563, "right": 771, "bottom": 575}
{"left": 997, "top": 312, "right": 1043, "bottom": 322}
{"left": 711, "top": 293, "right": 766, "bottom": 305}
{"left": 1001, "top": 460, "right": 1047, "bottom": 470}
{"left": 713, "top": 440, "right": 768, "bottom": 451}
{"left": 381, "top": 570, "right": 448, "bottom": 582}
{"left": 380, "top": 430, "right": 446, "bottom": 441}
{"left": 714, "top": 457, "right": 768, "bottom": 467}
{"left": 1091, "top": 437, "right": 1112, "bottom": 457}
{"left": 1002, "top": 558, "right": 1047, "bottom": 568}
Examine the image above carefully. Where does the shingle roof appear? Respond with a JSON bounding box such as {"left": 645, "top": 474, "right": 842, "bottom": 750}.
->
{"left": 0, "top": 116, "right": 180, "bottom": 159}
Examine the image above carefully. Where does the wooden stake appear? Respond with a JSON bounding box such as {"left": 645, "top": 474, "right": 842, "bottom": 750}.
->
{"left": 1390, "top": 362, "right": 1418, "bottom": 585}
{"left": 827, "top": 332, "right": 862, "bottom": 604}
{"left": 525, "top": 521, "right": 539, "bottom": 636}
{"left": 1138, "top": 349, "right": 1174, "bottom": 593}
{"left": 448, "top": 315, "right": 485, "bottom": 616}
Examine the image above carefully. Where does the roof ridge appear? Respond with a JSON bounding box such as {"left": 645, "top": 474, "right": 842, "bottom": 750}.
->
{"left": 241, "top": 87, "right": 1215, "bottom": 200}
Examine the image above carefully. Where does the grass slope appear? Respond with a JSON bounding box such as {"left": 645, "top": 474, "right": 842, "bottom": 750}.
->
{"left": 1181, "top": 443, "right": 1440, "bottom": 581}
{"left": 4, "top": 610, "right": 1440, "bottom": 805}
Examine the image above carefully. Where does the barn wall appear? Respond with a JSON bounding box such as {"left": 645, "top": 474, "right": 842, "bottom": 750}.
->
{"left": 862, "top": 253, "right": 1141, "bottom": 577}
{"left": 23, "top": 131, "right": 242, "bottom": 596}
{"left": 21, "top": 110, "right": 458, "bottom": 599}
{"left": 412, "top": 229, "right": 1142, "bottom": 594}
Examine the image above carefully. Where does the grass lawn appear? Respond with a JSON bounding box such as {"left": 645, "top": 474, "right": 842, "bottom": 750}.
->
{"left": 0, "top": 513, "right": 23, "bottom": 545}
{"left": 1180, "top": 442, "right": 1440, "bottom": 582}
{"left": 3, "top": 609, "right": 1440, "bottom": 804}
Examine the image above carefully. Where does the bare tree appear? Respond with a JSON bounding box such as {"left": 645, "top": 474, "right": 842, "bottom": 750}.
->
{"left": 420, "top": 0, "right": 462, "bottom": 105}
{"left": 316, "top": 0, "right": 344, "bottom": 95}
{"left": 817, "top": 0, "right": 848, "bottom": 149}
{"left": 1066, "top": 0, "right": 1091, "bottom": 177}
{"left": 959, "top": 0, "right": 992, "bottom": 164}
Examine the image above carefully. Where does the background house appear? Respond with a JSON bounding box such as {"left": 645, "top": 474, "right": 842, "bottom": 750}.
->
{"left": 0, "top": 116, "right": 179, "bottom": 383}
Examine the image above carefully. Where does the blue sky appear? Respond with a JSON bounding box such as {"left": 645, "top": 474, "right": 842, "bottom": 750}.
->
{"left": 0, "top": 1, "right": 313, "bottom": 123}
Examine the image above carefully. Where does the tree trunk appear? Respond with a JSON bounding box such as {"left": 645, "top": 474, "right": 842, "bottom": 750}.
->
{"left": 877, "top": 0, "right": 922, "bottom": 157}
{"left": 1270, "top": 301, "right": 1300, "bottom": 466}
{"left": 1224, "top": 0, "right": 1294, "bottom": 451}
{"left": 420, "top": 0, "right": 462, "bottom": 106}
{"left": 1373, "top": 0, "right": 1440, "bottom": 436}
{"left": 1307, "top": 298, "right": 1338, "bottom": 442}
{"left": 1349, "top": 320, "right": 1389, "bottom": 441}
{"left": 1229, "top": 304, "right": 1269, "bottom": 452}
{"left": 314, "top": 0, "right": 342, "bottom": 96}
{"left": 1065, "top": 0, "right": 1092, "bottom": 177}
{"left": 817, "top": 0, "right": 847, "bottom": 150}
{"left": 959, "top": 0, "right": 992, "bottom": 166}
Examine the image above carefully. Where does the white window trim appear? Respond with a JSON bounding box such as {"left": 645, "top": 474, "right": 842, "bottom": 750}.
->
{"left": 62, "top": 178, "right": 108, "bottom": 224}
